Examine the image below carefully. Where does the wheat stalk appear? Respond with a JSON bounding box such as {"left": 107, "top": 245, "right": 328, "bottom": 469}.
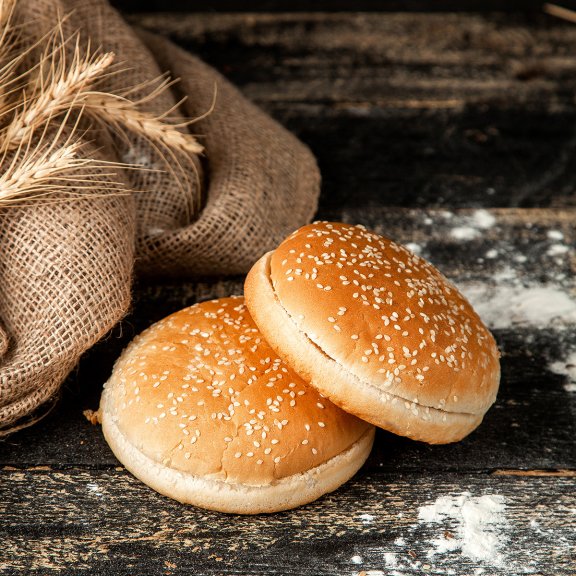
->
{"left": 3, "top": 37, "right": 115, "bottom": 147}
{"left": 0, "top": 0, "right": 15, "bottom": 36}
{"left": 84, "top": 92, "right": 203, "bottom": 155}
{"left": 0, "top": 14, "right": 204, "bottom": 209}
{"left": 0, "top": 109, "right": 129, "bottom": 206}
{"left": 4, "top": 33, "right": 203, "bottom": 156}
{"left": 0, "top": 140, "right": 129, "bottom": 206}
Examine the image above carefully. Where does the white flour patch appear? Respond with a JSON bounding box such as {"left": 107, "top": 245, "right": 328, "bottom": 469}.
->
{"left": 451, "top": 226, "right": 481, "bottom": 241}
{"left": 472, "top": 209, "right": 497, "bottom": 229}
{"left": 549, "top": 351, "right": 576, "bottom": 391}
{"left": 87, "top": 483, "right": 103, "bottom": 497}
{"left": 404, "top": 242, "right": 422, "bottom": 255}
{"left": 351, "top": 555, "right": 363, "bottom": 564}
{"left": 547, "top": 244, "right": 570, "bottom": 257}
{"left": 459, "top": 283, "right": 576, "bottom": 329}
{"left": 449, "top": 209, "right": 496, "bottom": 242}
{"left": 394, "top": 537, "right": 405, "bottom": 546}
{"left": 418, "top": 492, "right": 508, "bottom": 566}
{"left": 383, "top": 552, "right": 398, "bottom": 568}
{"left": 359, "top": 513, "right": 374, "bottom": 523}
{"left": 121, "top": 147, "right": 155, "bottom": 169}
{"left": 547, "top": 230, "right": 564, "bottom": 241}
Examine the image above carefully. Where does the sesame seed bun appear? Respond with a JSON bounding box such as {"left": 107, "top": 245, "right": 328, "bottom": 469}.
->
{"left": 99, "top": 296, "right": 374, "bottom": 514}
{"left": 244, "top": 222, "right": 500, "bottom": 444}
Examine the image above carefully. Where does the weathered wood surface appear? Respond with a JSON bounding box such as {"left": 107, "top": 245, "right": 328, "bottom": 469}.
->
{"left": 130, "top": 11, "right": 576, "bottom": 211}
{"left": 1, "top": 9, "right": 575, "bottom": 576}
{"left": 1, "top": 470, "right": 574, "bottom": 575}
{"left": 113, "top": 1, "right": 546, "bottom": 13}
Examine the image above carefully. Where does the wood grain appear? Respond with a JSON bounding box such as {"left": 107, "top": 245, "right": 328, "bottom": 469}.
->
{"left": 1, "top": 469, "right": 573, "bottom": 574}
{"left": 112, "top": 1, "right": 546, "bottom": 13}
{"left": 1, "top": 11, "right": 575, "bottom": 576}
{"left": 128, "top": 12, "right": 576, "bottom": 210}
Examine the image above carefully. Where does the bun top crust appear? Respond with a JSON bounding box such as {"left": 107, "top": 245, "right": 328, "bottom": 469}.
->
{"left": 102, "top": 297, "right": 371, "bottom": 486}
{"left": 269, "top": 222, "right": 500, "bottom": 416}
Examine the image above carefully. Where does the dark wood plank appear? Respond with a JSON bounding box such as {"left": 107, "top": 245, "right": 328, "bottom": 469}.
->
{"left": 1, "top": 11, "right": 574, "bottom": 576}
{"left": 1, "top": 469, "right": 574, "bottom": 574}
{"left": 127, "top": 12, "right": 576, "bottom": 209}
{"left": 113, "top": 1, "right": 546, "bottom": 14}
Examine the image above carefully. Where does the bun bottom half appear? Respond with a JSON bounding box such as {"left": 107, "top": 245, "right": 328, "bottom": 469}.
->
{"left": 245, "top": 252, "right": 484, "bottom": 444}
{"left": 101, "top": 400, "right": 375, "bottom": 514}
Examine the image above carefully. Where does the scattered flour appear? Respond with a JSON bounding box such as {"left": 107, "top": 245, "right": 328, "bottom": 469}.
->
{"left": 383, "top": 552, "right": 398, "bottom": 568}
{"left": 547, "top": 244, "right": 570, "bottom": 257}
{"left": 449, "top": 209, "right": 496, "bottom": 241}
{"left": 530, "top": 519, "right": 541, "bottom": 531}
{"left": 404, "top": 242, "right": 422, "bottom": 255}
{"left": 459, "top": 284, "right": 576, "bottom": 329}
{"left": 456, "top": 262, "right": 576, "bottom": 392}
{"left": 359, "top": 513, "right": 375, "bottom": 524}
{"left": 121, "top": 148, "right": 154, "bottom": 168}
{"left": 418, "top": 492, "right": 508, "bottom": 566}
{"left": 351, "top": 555, "right": 363, "bottom": 565}
{"left": 472, "top": 209, "right": 497, "bottom": 229}
{"left": 86, "top": 482, "right": 103, "bottom": 497}
{"left": 549, "top": 351, "right": 576, "bottom": 392}
{"left": 393, "top": 537, "right": 405, "bottom": 546}
{"left": 547, "top": 230, "right": 564, "bottom": 241}
{"left": 451, "top": 226, "right": 481, "bottom": 241}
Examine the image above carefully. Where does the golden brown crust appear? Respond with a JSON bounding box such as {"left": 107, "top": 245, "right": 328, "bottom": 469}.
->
{"left": 101, "top": 410, "right": 375, "bottom": 514}
{"left": 99, "top": 297, "right": 373, "bottom": 512}
{"left": 244, "top": 222, "right": 500, "bottom": 444}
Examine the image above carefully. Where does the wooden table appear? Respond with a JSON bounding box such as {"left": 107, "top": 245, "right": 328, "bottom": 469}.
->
{"left": 2, "top": 4, "right": 575, "bottom": 574}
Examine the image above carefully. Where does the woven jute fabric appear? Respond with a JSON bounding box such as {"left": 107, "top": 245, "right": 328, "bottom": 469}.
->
{"left": 0, "top": 0, "right": 320, "bottom": 432}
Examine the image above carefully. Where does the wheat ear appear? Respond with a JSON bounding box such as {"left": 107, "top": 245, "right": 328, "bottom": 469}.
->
{"left": 0, "top": 0, "right": 15, "bottom": 34}
{"left": 3, "top": 37, "right": 115, "bottom": 148}
{"left": 84, "top": 92, "right": 203, "bottom": 155}
{"left": 5, "top": 32, "right": 203, "bottom": 157}
{"left": 0, "top": 111, "right": 129, "bottom": 207}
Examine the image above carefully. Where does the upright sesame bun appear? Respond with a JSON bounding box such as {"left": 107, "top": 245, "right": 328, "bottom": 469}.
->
{"left": 99, "top": 297, "right": 374, "bottom": 514}
{"left": 244, "top": 222, "right": 500, "bottom": 444}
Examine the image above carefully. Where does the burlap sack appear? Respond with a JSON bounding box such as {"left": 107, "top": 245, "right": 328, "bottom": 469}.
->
{"left": 0, "top": 0, "right": 320, "bottom": 432}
